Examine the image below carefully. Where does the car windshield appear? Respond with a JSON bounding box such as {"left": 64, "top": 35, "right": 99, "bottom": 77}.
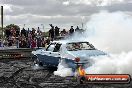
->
{"left": 66, "top": 42, "right": 95, "bottom": 51}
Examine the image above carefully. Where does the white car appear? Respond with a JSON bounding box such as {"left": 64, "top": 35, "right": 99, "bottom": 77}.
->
{"left": 32, "top": 40, "right": 106, "bottom": 70}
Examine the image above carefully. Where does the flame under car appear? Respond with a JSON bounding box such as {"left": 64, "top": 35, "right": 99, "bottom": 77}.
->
{"left": 31, "top": 40, "right": 106, "bottom": 70}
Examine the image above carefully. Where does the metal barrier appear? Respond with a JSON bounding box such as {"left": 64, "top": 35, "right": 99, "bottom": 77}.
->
{"left": 0, "top": 48, "right": 35, "bottom": 59}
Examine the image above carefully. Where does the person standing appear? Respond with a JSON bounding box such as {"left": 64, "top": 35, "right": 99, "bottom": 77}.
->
{"left": 16, "top": 29, "right": 20, "bottom": 37}
{"left": 21, "top": 28, "right": 26, "bottom": 37}
{"left": 55, "top": 26, "right": 60, "bottom": 37}
{"left": 36, "top": 27, "right": 42, "bottom": 48}
{"left": 75, "top": 26, "right": 80, "bottom": 32}
{"left": 31, "top": 38, "right": 36, "bottom": 48}
{"left": 5, "top": 28, "right": 11, "bottom": 38}
{"left": 49, "top": 24, "right": 55, "bottom": 41}
{"left": 61, "top": 29, "right": 67, "bottom": 36}
{"left": 69, "top": 26, "right": 74, "bottom": 34}
{"left": 31, "top": 28, "right": 36, "bottom": 38}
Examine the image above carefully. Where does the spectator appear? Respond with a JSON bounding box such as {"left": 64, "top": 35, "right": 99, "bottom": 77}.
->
{"left": 8, "top": 41, "right": 12, "bottom": 46}
{"left": 5, "top": 28, "right": 11, "bottom": 38}
{"left": 16, "top": 37, "right": 19, "bottom": 48}
{"left": 75, "top": 26, "right": 80, "bottom": 31}
{"left": 42, "top": 38, "right": 45, "bottom": 47}
{"left": 31, "top": 38, "right": 36, "bottom": 48}
{"left": 3, "top": 40, "right": 8, "bottom": 47}
{"left": 10, "top": 27, "right": 14, "bottom": 36}
{"left": 21, "top": 28, "right": 26, "bottom": 37}
{"left": 37, "top": 27, "right": 41, "bottom": 33}
{"left": 16, "top": 29, "right": 20, "bottom": 37}
{"left": 28, "top": 28, "right": 30, "bottom": 32}
{"left": 55, "top": 26, "right": 60, "bottom": 37}
{"left": 61, "top": 29, "right": 67, "bottom": 36}
{"left": 49, "top": 24, "right": 55, "bottom": 41}
{"left": 21, "top": 39, "right": 27, "bottom": 48}
{"left": 69, "top": 26, "right": 74, "bottom": 34}
{"left": 28, "top": 31, "right": 31, "bottom": 37}
{"left": 36, "top": 33, "right": 42, "bottom": 48}
{"left": 31, "top": 28, "right": 36, "bottom": 38}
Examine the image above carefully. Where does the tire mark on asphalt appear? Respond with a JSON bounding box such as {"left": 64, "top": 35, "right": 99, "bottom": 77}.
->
{"left": 44, "top": 70, "right": 54, "bottom": 81}
{"left": 6, "top": 67, "right": 26, "bottom": 88}
{"left": 6, "top": 66, "right": 43, "bottom": 88}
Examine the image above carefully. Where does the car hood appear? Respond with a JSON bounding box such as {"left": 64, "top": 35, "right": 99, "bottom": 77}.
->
{"left": 67, "top": 49, "right": 106, "bottom": 58}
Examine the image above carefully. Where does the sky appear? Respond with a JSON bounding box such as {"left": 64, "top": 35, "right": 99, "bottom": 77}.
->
{"left": 0, "top": 0, "right": 132, "bottom": 31}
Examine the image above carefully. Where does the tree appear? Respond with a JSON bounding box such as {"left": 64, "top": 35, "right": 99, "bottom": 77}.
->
{"left": 42, "top": 31, "right": 49, "bottom": 37}
{"left": 4, "top": 24, "right": 20, "bottom": 31}
{"left": 3, "top": 24, "right": 20, "bottom": 39}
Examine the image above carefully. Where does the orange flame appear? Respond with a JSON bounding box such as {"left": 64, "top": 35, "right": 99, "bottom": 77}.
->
{"left": 78, "top": 66, "right": 86, "bottom": 76}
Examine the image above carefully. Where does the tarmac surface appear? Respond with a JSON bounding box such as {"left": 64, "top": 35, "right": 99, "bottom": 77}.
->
{"left": 0, "top": 58, "right": 132, "bottom": 88}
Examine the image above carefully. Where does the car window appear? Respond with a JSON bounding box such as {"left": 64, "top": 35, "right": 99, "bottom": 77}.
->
{"left": 46, "top": 43, "right": 55, "bottom": 51}
{"left": 53, "top": 43, "right": 61, "bottom": 52}
{"left": 46, "top": 43, "right": 61, "bottom": 52}
{"left": 67, "top": 42, "right": 95, "bottom": 51}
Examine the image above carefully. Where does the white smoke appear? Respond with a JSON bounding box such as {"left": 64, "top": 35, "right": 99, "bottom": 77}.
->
{"left": 54, "top": 60, "right": 74, "bottom": 77}
{"left": 84, "top": 11, "right": 132, "bottom": 76}
{"left": 85, "top": 11, "right": 132, "bottom": 53}
{"left": 85, "top": 51, "right": 132, "bottom": 75}
{"left": 54, "top": 11, "right": 132, "bottom": 77}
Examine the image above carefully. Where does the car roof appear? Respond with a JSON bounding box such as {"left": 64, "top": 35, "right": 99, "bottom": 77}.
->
{"left": 52, "top": 40, "right": 89, "bottom": 44}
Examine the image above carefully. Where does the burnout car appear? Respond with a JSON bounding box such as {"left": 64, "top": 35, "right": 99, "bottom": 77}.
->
{"left": 32, "top": 40, "right": 106, "bottom": 70}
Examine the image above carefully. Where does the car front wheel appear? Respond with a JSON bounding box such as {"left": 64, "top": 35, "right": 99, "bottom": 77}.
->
{"left": 32, "top": 55, "right": 43, "bottom": 66}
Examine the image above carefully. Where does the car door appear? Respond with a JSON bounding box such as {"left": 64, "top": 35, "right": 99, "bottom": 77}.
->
{"left": 43, "top": 43, "right": 61, "bottom": 67}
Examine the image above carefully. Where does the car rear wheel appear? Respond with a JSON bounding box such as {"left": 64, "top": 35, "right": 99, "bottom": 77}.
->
{"left": 77, "top": 76, "right": 86, "bottom": 84}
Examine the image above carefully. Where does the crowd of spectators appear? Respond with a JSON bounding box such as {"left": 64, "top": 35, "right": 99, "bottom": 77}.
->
{"left": 4, "top": 27, "right": 46, "bottom": 48}
{"left": 2, "top": 24, "right": 83, "bottom": 48}
{"left": 49, "top": 24, "right": 82, "bottom": 40}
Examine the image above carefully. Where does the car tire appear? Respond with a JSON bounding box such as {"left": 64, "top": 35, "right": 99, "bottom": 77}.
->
{"left": 33, "top": 55, "right": 43, "bottom": 66}
{"left": 77, "top": 76, "right": 86, "bottom": 84}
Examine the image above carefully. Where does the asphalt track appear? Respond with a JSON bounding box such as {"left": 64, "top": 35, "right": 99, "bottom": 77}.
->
{"left": 0, "top": 58, "right": 131, "bottom": 88}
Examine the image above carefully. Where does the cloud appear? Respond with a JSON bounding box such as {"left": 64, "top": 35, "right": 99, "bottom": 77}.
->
{"left": 4, "top": 13, "right": 89, "bottom": 31}
{"left": 1, "top": 0, "right": 132, "bottom": 31}
{"left": 1, "top": 0, "right": 132, "bottom": 16}
{"left": 61, "top": 0, "right": 132, "bottom": 6}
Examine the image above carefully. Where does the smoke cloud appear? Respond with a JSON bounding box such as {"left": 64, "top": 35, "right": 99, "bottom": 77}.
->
{"left": 85, "top": 11, "right": 132, "bottom": 53}
{"left": 54, "top": 60, "right": 74, "bottom": 77}
{"left": 83, "top": 11, "right": 132, "bottom": 75}
{"left": 54, "top": 11, "right": 132, "bottom": 77}
{"left": 85, "top": 52, "right": 132, "bottom": 75}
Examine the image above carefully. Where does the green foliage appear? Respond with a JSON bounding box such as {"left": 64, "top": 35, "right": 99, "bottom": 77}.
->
{"left": 4, "top": 24, "right": 20, "bottom": 31}
{"left": 42, "top": 31, "right": 49, "bottom": 37}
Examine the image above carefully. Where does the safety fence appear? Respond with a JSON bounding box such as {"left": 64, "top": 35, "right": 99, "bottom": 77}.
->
{"left": 0, "top": 48, "right": 35, "bottom": 59}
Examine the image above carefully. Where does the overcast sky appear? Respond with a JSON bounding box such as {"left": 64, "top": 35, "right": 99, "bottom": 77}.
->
{"left": 0, "top": 0, "right": 132, "bottom": 31}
